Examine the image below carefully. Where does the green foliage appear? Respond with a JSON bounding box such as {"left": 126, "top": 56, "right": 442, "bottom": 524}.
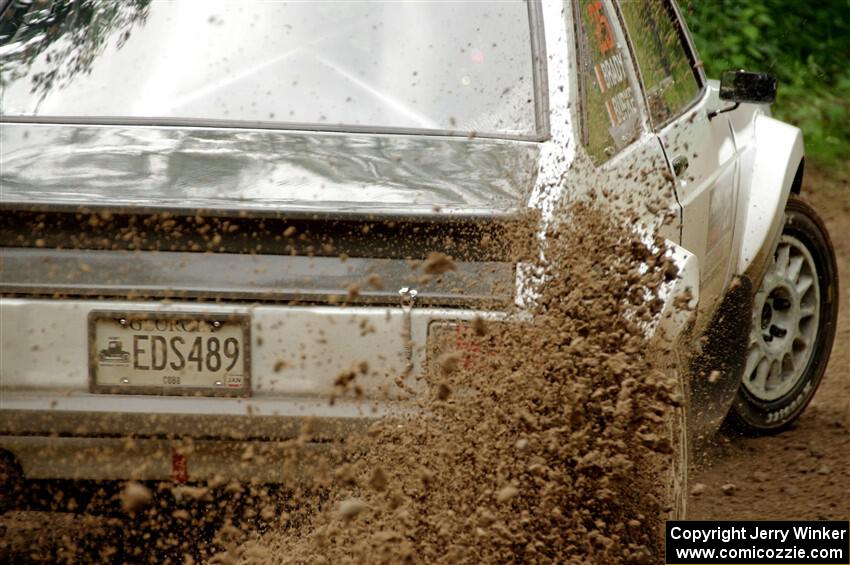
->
{"left": 683, "top": 0, "right": 850, "bottom": 167}
{"left": 0, "top": 0, "right": 150, "bottom": 99}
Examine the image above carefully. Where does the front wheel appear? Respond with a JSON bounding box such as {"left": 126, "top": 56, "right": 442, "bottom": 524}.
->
{"left": 727, "top": 195, "right": 839, "bottom": 433}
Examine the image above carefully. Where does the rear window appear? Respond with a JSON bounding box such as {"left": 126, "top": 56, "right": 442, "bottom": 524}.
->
{"left": 0, "top": 0, "right": 539, "bottom": 138}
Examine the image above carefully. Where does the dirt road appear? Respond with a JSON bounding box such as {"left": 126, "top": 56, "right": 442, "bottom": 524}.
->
{"left": 689, "top": 168, "right": 850, "bottom": 519}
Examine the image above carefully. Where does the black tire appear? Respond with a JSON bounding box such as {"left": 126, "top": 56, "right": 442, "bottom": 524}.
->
{"left": 726, "top": 195, "right": 839, "bottom": 433}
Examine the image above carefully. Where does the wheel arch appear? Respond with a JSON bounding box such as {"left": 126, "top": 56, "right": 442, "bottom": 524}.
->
{"left": 737, "top": 115, "right": 805, "bottom": 280}
{"left": 790, "top": 158, "right": 805, "bottom": 195}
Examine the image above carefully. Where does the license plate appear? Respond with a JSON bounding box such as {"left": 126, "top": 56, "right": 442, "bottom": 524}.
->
{"left": 89, "top": 312, "right": 251, "bottom": 397}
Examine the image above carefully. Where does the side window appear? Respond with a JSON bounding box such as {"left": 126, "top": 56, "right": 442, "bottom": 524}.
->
{"left": 618, "top": 0, "right": 701, "bottom": 126}
{"left": 575, "top": 0, "right": 641, "bottom": 165}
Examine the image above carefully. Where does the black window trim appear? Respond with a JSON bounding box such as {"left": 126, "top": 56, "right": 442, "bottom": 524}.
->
{"left": 572, "top": 0, "right": 592, "bottom": 152}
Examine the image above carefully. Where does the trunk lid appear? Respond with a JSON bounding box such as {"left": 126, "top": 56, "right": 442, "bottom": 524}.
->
{"left": 1, "top": 123, "right": 540, "bottom": 215}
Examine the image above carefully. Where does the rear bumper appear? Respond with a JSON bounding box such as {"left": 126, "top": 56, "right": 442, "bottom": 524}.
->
{"left": 0, "top": 434, "right": 332, "bottom": 483}
{"left": 0, "top": 392, "right": 401, "bottom": 441}
{"left": 0, "top": 297, "right": 490, "bottom": 395}
{"left": 0, "top": 297, "right": 491, "bottom": 481}
{"left": 0, "top": 393, "right": 406, "bottom": 482}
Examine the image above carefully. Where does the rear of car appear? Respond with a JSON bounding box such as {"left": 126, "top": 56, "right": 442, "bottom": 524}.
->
{"left": 0, "top": 0, "right": 544, "bottom": 484}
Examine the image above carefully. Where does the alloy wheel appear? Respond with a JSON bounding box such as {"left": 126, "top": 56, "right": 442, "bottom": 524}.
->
{"left": 742, "top": 235, "right": 821, "bottom": 402}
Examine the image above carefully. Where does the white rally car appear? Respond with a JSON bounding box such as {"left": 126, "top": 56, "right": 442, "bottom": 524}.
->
{"left": 0, "top": 0, "right": 838, "bottom": 515}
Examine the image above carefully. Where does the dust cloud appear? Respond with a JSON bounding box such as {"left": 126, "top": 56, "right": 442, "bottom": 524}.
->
{"left": 230, "top": 202, "right": 685, "bottom": 564}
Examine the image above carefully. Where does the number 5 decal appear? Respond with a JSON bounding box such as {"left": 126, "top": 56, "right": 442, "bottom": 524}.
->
{"left": 587, "top": 1, "right": 615, "bottom": 55}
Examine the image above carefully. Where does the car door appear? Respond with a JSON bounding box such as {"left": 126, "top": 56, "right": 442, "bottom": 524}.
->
{"left": 617, "top": 0, "right": 740, "bottom": 318}
{"left": 569, "top": 0, "right": 680, "bottom": 243}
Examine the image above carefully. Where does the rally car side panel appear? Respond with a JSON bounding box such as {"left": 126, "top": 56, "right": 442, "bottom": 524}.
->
{"left": 686, "top": 111, "right": 804, "bottom": 437}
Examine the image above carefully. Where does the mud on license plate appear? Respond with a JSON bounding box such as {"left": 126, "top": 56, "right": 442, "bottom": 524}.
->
{"left": 89, "top": 312, "right": 251, "bottom": 396}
